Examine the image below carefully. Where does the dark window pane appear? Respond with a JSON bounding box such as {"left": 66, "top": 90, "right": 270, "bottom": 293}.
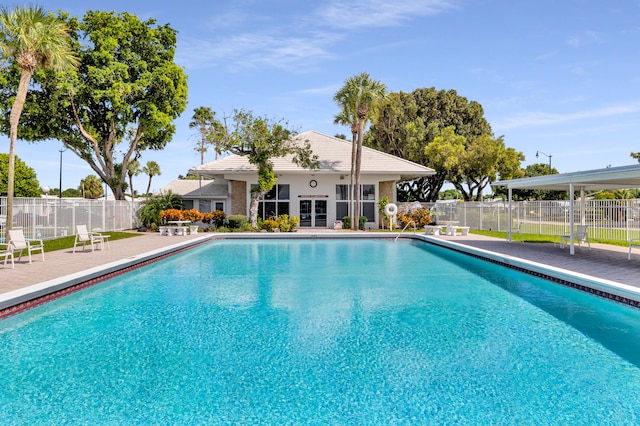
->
{"left": 362, "top": 202, "right": 375, "bottom": 221}
{"left": 278, "top": 202, "right": 289, "bottom": 216}
{"left": 278, "top": 184, "right": 290, "bottom": 200}
{"left": 182, "top": 200, "right": 194, "bottom": 210}
{"left": 336, "top": 202, "right": 349, "bottom": 220}
{"left": 264, "top": 202, "right": 277, "bottom": 218}
{"left": 264, "top": 186, "right": 277, "bottom": 200}
{"left": 199, "top": 200, "right": 212, "bottom": 213}
{"left": 336, "top": 185, "right": 349, "bottom": 201}
{"left": 362, "top": 184, "right": 375, "bottom": 200}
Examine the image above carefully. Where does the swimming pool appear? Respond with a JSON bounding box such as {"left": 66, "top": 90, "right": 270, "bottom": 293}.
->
{"left": 1, "top": 238, "right": 640, "bottom": 424}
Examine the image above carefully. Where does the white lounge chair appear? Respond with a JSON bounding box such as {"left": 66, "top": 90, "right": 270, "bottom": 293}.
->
{"left": 73, "top": 225, "right": 109, "bottom": 252}
{"left": 0, "top": 243, "right": 14, "bottom": 269}
{"left": 556, "top": 225, "right": 590, "bottom": 250}
{"left": 8, "top": 229, "right": 45, "bottom": 264}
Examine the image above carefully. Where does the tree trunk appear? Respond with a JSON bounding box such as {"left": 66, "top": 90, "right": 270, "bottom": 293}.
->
{"left": 6, "top": 69, "right": 33, "bottom": 240}
{"left": 349, "top": 131, "right": 357, "bottom": 230}
{"left": 354, "top": 119, "right": 366, "bottom": 230}
{"left": 249, "top": 191, "right": 264, "bottom": 229}
{"left": 145, "top": 177, "right": 153, "bottom": 196}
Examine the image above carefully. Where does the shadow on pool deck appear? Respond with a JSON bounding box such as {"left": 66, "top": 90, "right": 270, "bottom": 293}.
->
{"left": 1, "top": 230, "right": 640, "bottom": 312}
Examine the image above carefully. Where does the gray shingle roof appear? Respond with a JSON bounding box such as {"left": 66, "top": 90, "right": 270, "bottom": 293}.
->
{"left": 189, "top": 130, "right": 434, "bottom": 180}
{"left": 157, "top": 179, "right": 228, "bottom": 197}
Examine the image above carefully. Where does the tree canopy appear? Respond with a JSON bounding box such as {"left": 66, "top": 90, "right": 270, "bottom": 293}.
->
{"left": 0, "top": 153, "right": 40, "bottom": 197}
{"left": 0, "top": 10, "right": 188, "bottom": 200}
{"left": 215, "top": 109, "right": 319, "bottom": 228}
{"left": 365, "top": 87, "right": 522, "bottom": 201}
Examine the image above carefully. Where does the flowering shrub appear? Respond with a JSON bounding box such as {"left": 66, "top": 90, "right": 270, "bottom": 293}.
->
{"left": 262, "top": 219, "right": 279, "bottom": 231}
{"left": 397, "top": 208, "right": 431, "bottom": 228}
{"left": 159, "top": 209, "right": 184, "bottom": 222}
{"left": 411, "top": 207, "right": 432, "bottom": 227}
{"left": 203, "top": 210, "right": 226, "bottom": 228}
{"left": 181, "top": 208, "right": 204, "bottom": 223}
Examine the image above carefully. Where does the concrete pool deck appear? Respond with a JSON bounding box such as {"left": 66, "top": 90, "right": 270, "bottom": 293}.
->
{"left": 1, "top": 230, "right": 640, "bottom": 313}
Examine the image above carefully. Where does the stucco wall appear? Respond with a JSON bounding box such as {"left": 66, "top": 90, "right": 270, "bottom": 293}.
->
{"left": 379, "top": 180, "right": 394, "bottom": 203}
{"left": 230, "top": 180, "right": 247, "bottom": 215}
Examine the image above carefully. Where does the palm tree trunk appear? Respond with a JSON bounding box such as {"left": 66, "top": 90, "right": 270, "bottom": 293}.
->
{"left": 354, "top": 119, "right": 365, "bottom": 231}
{"left": 6, "top": 69, "right": 33, "bottom": 239}
{"left": 145, "top": 176, "right": 153, "bottom": 196}
{"left": 350, "top": 133, "right": 357, "bottom": 230}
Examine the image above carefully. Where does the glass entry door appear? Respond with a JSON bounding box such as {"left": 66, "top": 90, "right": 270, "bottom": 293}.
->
{"left": 299, "top": 199, "right": 327, "bottom": 228}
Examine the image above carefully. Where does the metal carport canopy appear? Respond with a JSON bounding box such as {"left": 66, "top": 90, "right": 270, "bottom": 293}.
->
{"left": 492, "top": 163, "right": 640, "bottom": 191}
{"left": 491, "top": 163, "right": 640, "bottom": 254}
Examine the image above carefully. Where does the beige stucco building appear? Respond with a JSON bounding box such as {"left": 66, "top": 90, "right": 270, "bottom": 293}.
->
{"left": 162, "top": 130, "right": 434, "bottom": 229}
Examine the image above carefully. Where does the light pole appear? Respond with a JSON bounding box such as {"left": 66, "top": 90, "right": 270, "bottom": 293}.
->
{"left": 536, "top": 151, "right": 552, "bottom": 173}
{"left": 59, "top": 147, "right": 66, "bottom": 198}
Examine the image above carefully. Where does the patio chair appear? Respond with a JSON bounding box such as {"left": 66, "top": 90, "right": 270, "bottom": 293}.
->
{"left": 8, "top": 229, "right": 45, "bottom": 264}
{"left": 557, "top": 225, "right": 590, "bottom": 250}
{"left": 73, "top": 225, "right": 109, "bottom": 253}
{"left": 0, "top": 243, "right": 14, "bottom": 269}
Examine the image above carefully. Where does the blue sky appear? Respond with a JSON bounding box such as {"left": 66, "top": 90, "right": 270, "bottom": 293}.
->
{"left": 5, "top": 0, "right": 640, "bottom": 195}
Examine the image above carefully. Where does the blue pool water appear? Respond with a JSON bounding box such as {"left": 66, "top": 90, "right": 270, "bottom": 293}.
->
{"left": 1, "top": 238, "right": 640, "bottom": 424}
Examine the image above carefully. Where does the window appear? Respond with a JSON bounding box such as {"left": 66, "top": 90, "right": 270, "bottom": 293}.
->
{"left": 214, "top": 202, "right": 224, "bottom": 211}
{"left": 199, "top": 200, "right": 212, "bottom": 213}
{"left": 182, "top": 200, "right": 194, "bottom": 210}
{"left": 254, "top": 184, "right": 290, "bottom": 220}
{"left": 335, "top": 184, "right": 376, "bottom": 222}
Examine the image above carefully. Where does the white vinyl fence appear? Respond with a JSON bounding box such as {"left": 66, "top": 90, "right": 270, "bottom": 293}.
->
{"left": 401, "top": 199, "right": 640, "bottom": 242}
{"left": 0, "top": 197, "right": 142, "bottom": 241}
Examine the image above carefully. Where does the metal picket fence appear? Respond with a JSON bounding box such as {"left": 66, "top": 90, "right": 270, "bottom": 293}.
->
{"left": 401, "top": 199, "right": 640, "bottom": 242}
{"left": 0, "top": 197, "right": 142, "bottom": 241}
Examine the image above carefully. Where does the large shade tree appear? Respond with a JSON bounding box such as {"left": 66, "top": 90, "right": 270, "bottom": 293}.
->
{"left": 0, "top": 5, "right": 78, "bottom": 235}
{"left": 0, "top": 10, "right": 187, "bottom": 201}
{"left": 0, "top": 153, "right": 40, "bottom": 197}
{"left": 215, "top": 109, "right": 319, "bottom": 228}
{"left": 333, "top": 72, "right": 386, "bottom": 229}
{"left": 366, "top": 87, "right": 493, "bottom": 201}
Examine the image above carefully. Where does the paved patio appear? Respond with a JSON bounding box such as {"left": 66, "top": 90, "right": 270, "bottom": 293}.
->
{"left": 1, "top": 231, "right": 639, "bottom": 313}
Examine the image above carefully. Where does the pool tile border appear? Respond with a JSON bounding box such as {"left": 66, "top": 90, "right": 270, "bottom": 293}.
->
{"left": 416, "top": 234, "right": 640, "bottom": 308}
{"left": 0, "top": 237, "right": 211, "bottom": 319}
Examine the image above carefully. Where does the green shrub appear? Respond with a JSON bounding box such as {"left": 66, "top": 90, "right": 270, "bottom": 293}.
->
{"left": 216, "top": 226, "right": 230, "bottom": 232}
{"left": 137, "top": 192, "right": 183, "bottom": 228}
{"left": 274, "top": 214, "right": 299, "bottom": 232}
{"left": 227, "top": 214, "right": 248, "bottom": 229}
{"left": 342, "top": 215, "right": 366, "bottom": 230}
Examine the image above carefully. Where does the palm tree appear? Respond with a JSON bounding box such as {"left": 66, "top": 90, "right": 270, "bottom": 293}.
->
{"left": 334, "top": 73, "right": 387, "bottom": 229}
{"left": 142, "top": 160, "right": 161, "bottom": 196}
{"left": 189, "top": 106, "right": 221, "bottom": 164}
{"left": 127, "top": 160, "right": 141, "bottom": 201}
{"left": 0, "top": 6, "right": 78, "bottom": 238}
{"left": 80, "top": 174, "right": 103, "bottom": 199}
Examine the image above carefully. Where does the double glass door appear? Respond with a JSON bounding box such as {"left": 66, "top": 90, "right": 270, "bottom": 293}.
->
{"left": 299, "top": 199, "right": 327, "bottom": 228}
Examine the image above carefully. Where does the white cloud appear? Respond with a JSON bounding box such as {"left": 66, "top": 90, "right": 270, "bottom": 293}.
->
{"left": 316, "top": 0, "right": 456, "bottom": 29}
{"left": 496, "top": 103, "right": 640, "bottom": 129}
{"left": 565, "top": 30, "right": 604, "bottom": 47}
{"left": 178, "top": 32, "right": 337, "bottom": 72}
{"left": 177, "top": 0, "right": 456, "bottom": 73}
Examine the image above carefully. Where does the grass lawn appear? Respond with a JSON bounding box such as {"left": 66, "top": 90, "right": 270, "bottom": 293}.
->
{"left": 42, "top": 231, "right": 143, "bottom": 253}
{"left": 470, "top": 229, "right": 629, "bottom": 248}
